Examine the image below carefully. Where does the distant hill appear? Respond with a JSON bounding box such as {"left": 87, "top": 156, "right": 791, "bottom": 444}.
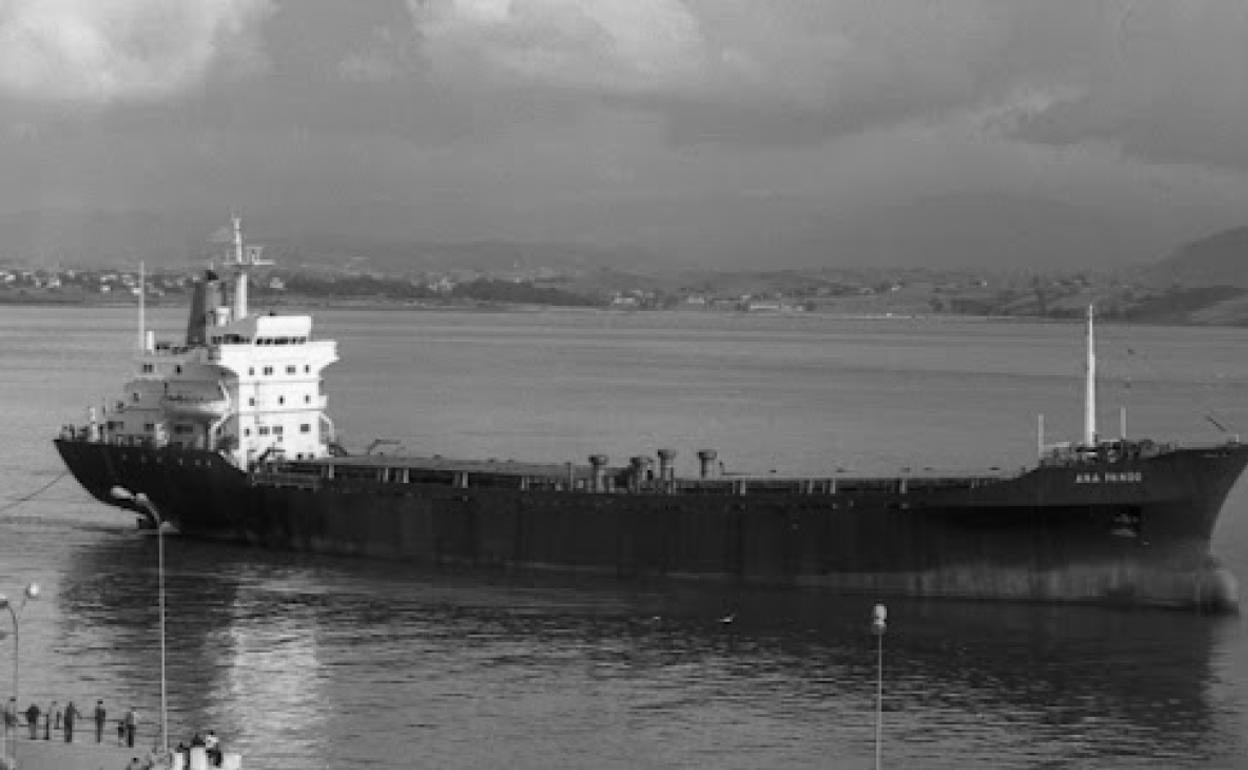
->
{"left": 613, "top": 191, "right": 1180, "bottom": 270}
{"left": 0, "top": 209, "right": 666, "bottom": 276}
{"left": 0, "top": 210, "right": 208, "bottom": 267}
{"left": 278, "top": 232, "right": 664, "bottom": 277}
{"left": 0, "top": 201, "right": 1234, "bottom": 278}
{"left": 824, "top": 193, "right": 1166, "bottom": 270}
{"left": 1149, "top": 226, "right": 1248, "bottom": 288}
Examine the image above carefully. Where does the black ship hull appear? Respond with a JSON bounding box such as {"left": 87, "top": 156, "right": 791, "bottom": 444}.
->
{"left": 54, "top": 437, "right": 1248, "bottom": 611}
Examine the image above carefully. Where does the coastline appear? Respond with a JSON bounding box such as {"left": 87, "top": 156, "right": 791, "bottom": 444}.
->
{"left": 0, "top": 293, "right": 1002, "bottom": 322}
{"left": 0, "top": 293, "right": 1201, "bottom": 326}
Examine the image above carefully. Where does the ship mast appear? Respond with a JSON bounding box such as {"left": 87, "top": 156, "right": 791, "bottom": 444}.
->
{"left": 224, "top": 216, "right": 270, "bottom": 322}
{"left": 1083, "top": 304, "right": 1097, "bottom": 446}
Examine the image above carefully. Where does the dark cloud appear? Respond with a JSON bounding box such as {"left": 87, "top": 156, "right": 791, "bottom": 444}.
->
{"left": 2, "top": 0, "right": 1247, "bottom": 269}
{"left": 408, "top": 1, "right": 1020, "bottom": 144}
{"left": 0, "top": 1, "right": 274, "bottom": 103}
{"left": 402, "top": 2, "right": 1248, "bottom": 170}
{"left": 1000, "top": 3, "right": 1248, "bottom": 170}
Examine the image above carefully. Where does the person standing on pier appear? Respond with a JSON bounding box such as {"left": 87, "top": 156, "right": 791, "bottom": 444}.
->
{"left": 123, "top": 706, "right": 138, "bottom": 748}
{"left": 63, "top": 701, "right": 80, "bottom": 742}
{"left": 44, "top": 701, "right": 56, "bottom": 740}
{"left": 205, "top": 730, "right": 221, "bottom": 765}
{"left": 94, "top": 699, "right": 106, "bottom": 743}
{"left": 23, "top": 703, "right": 39, "bottom": 740}
{"left": 3, "top": 697, "right": 15, "bottom": 739}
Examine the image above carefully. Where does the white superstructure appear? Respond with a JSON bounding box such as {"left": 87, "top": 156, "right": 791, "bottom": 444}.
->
{"left": 97, "top": 219, "right": 338, "bottom": 468}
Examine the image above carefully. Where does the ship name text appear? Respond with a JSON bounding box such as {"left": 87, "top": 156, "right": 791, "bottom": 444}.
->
{"left": 1075, "top": 471, "right": 1143, "bottom": 484}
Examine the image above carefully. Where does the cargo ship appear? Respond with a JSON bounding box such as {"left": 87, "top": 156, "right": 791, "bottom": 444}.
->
{"left": 54, "top": 220, "right": 1248, "bottom": 611}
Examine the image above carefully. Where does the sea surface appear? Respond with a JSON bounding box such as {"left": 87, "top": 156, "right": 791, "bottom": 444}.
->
{"left": 2, "top": 305, "right": 1248, "bottom": 769}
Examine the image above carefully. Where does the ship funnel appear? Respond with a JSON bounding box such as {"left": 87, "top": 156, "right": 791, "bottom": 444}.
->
{"left": 186, "top": 273, "right": 209, "bottom": 346}
{"left": 185, "top": 271, "right": 225, "bottom": 347}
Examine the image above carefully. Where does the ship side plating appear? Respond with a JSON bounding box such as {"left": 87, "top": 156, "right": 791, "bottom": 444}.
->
{"left": 54, "top": 433, "right": 1248, "bottom": 609}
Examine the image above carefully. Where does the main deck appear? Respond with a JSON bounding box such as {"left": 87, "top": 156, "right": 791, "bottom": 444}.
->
{"left": 255, "top": 452, "right": 1015, "bottom": 497}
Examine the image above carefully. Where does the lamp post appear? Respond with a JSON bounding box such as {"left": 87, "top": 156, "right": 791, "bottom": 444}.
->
{"left": 0, "top": 581, "right": 40, "bottom": 769}
{"left": 109, "top": 486, "right": 167, "bottom": 755}
{"left": 871, "top": 603, "right": 887, "bottom": 770}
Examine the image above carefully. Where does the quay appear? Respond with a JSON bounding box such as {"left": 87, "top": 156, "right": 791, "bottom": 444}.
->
{"left": 7, "top": 736, "right": 240, "bottom": 770}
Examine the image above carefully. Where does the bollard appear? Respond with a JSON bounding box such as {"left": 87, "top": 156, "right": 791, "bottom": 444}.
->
{"left": 628, "top": 456, "right": 653, "bottom": 492}
{"left": 588, "top": 455, "right": 609, "bottom": 493}
{"left": 190, "top": 746, "right": 209, "bottom": 770}
{"left": 697, "top": 449, "right": 718, "bottom": 479}
{"left": 657, "top": 449, "right": 677, "bottom": 492}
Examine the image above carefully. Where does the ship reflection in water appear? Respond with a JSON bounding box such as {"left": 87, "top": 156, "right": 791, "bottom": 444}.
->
{"left": 46, "top": 529, "right": 1244, "bottom": 769}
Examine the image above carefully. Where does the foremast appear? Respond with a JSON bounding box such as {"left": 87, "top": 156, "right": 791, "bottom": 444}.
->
{"left": 1084, "top": 304, "right": 1097, "bottom": 446}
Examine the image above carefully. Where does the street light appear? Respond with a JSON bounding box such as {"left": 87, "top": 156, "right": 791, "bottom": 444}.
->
{"left": 109, "top": 486, "right": 167, "bottom": 755}
{"left": 871, "top": 603, "right": 887, "bottom": 770}
{"left": 0, "top": 581, "right": 40, "bottom": 768}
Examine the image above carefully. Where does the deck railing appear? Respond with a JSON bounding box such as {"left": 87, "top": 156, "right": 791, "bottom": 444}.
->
{"left": 249, "top": 461, "right": 1011, "bottom": 498}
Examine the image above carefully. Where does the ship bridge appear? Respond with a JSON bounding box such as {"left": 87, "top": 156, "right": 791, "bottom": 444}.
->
{"left": 204, "top": 314, "right": 314, "bottom": 348}
{"left": 81, "top": 218, "right": 339, "bottom": 469}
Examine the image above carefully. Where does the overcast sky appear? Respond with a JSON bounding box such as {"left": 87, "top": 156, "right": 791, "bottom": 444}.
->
{"left": 2, "top": 1, "right": 1247, "bottom": 268}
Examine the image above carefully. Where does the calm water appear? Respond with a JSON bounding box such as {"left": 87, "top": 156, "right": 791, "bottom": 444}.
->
{"left": 2, "top": 305, "right": 1247, "bottom": 768}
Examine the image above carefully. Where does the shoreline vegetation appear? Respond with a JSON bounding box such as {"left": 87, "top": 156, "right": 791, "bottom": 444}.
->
{"left": 2, "top": 286, "right": 1244, "bottom": 327}
{"left": 2, "top": 269, "right": 1246, "bottom": 326}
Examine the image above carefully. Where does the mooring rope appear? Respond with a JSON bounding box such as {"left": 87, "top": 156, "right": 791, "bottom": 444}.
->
{"left": 0, "top": 470, "right": 70, "bottom": 516}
